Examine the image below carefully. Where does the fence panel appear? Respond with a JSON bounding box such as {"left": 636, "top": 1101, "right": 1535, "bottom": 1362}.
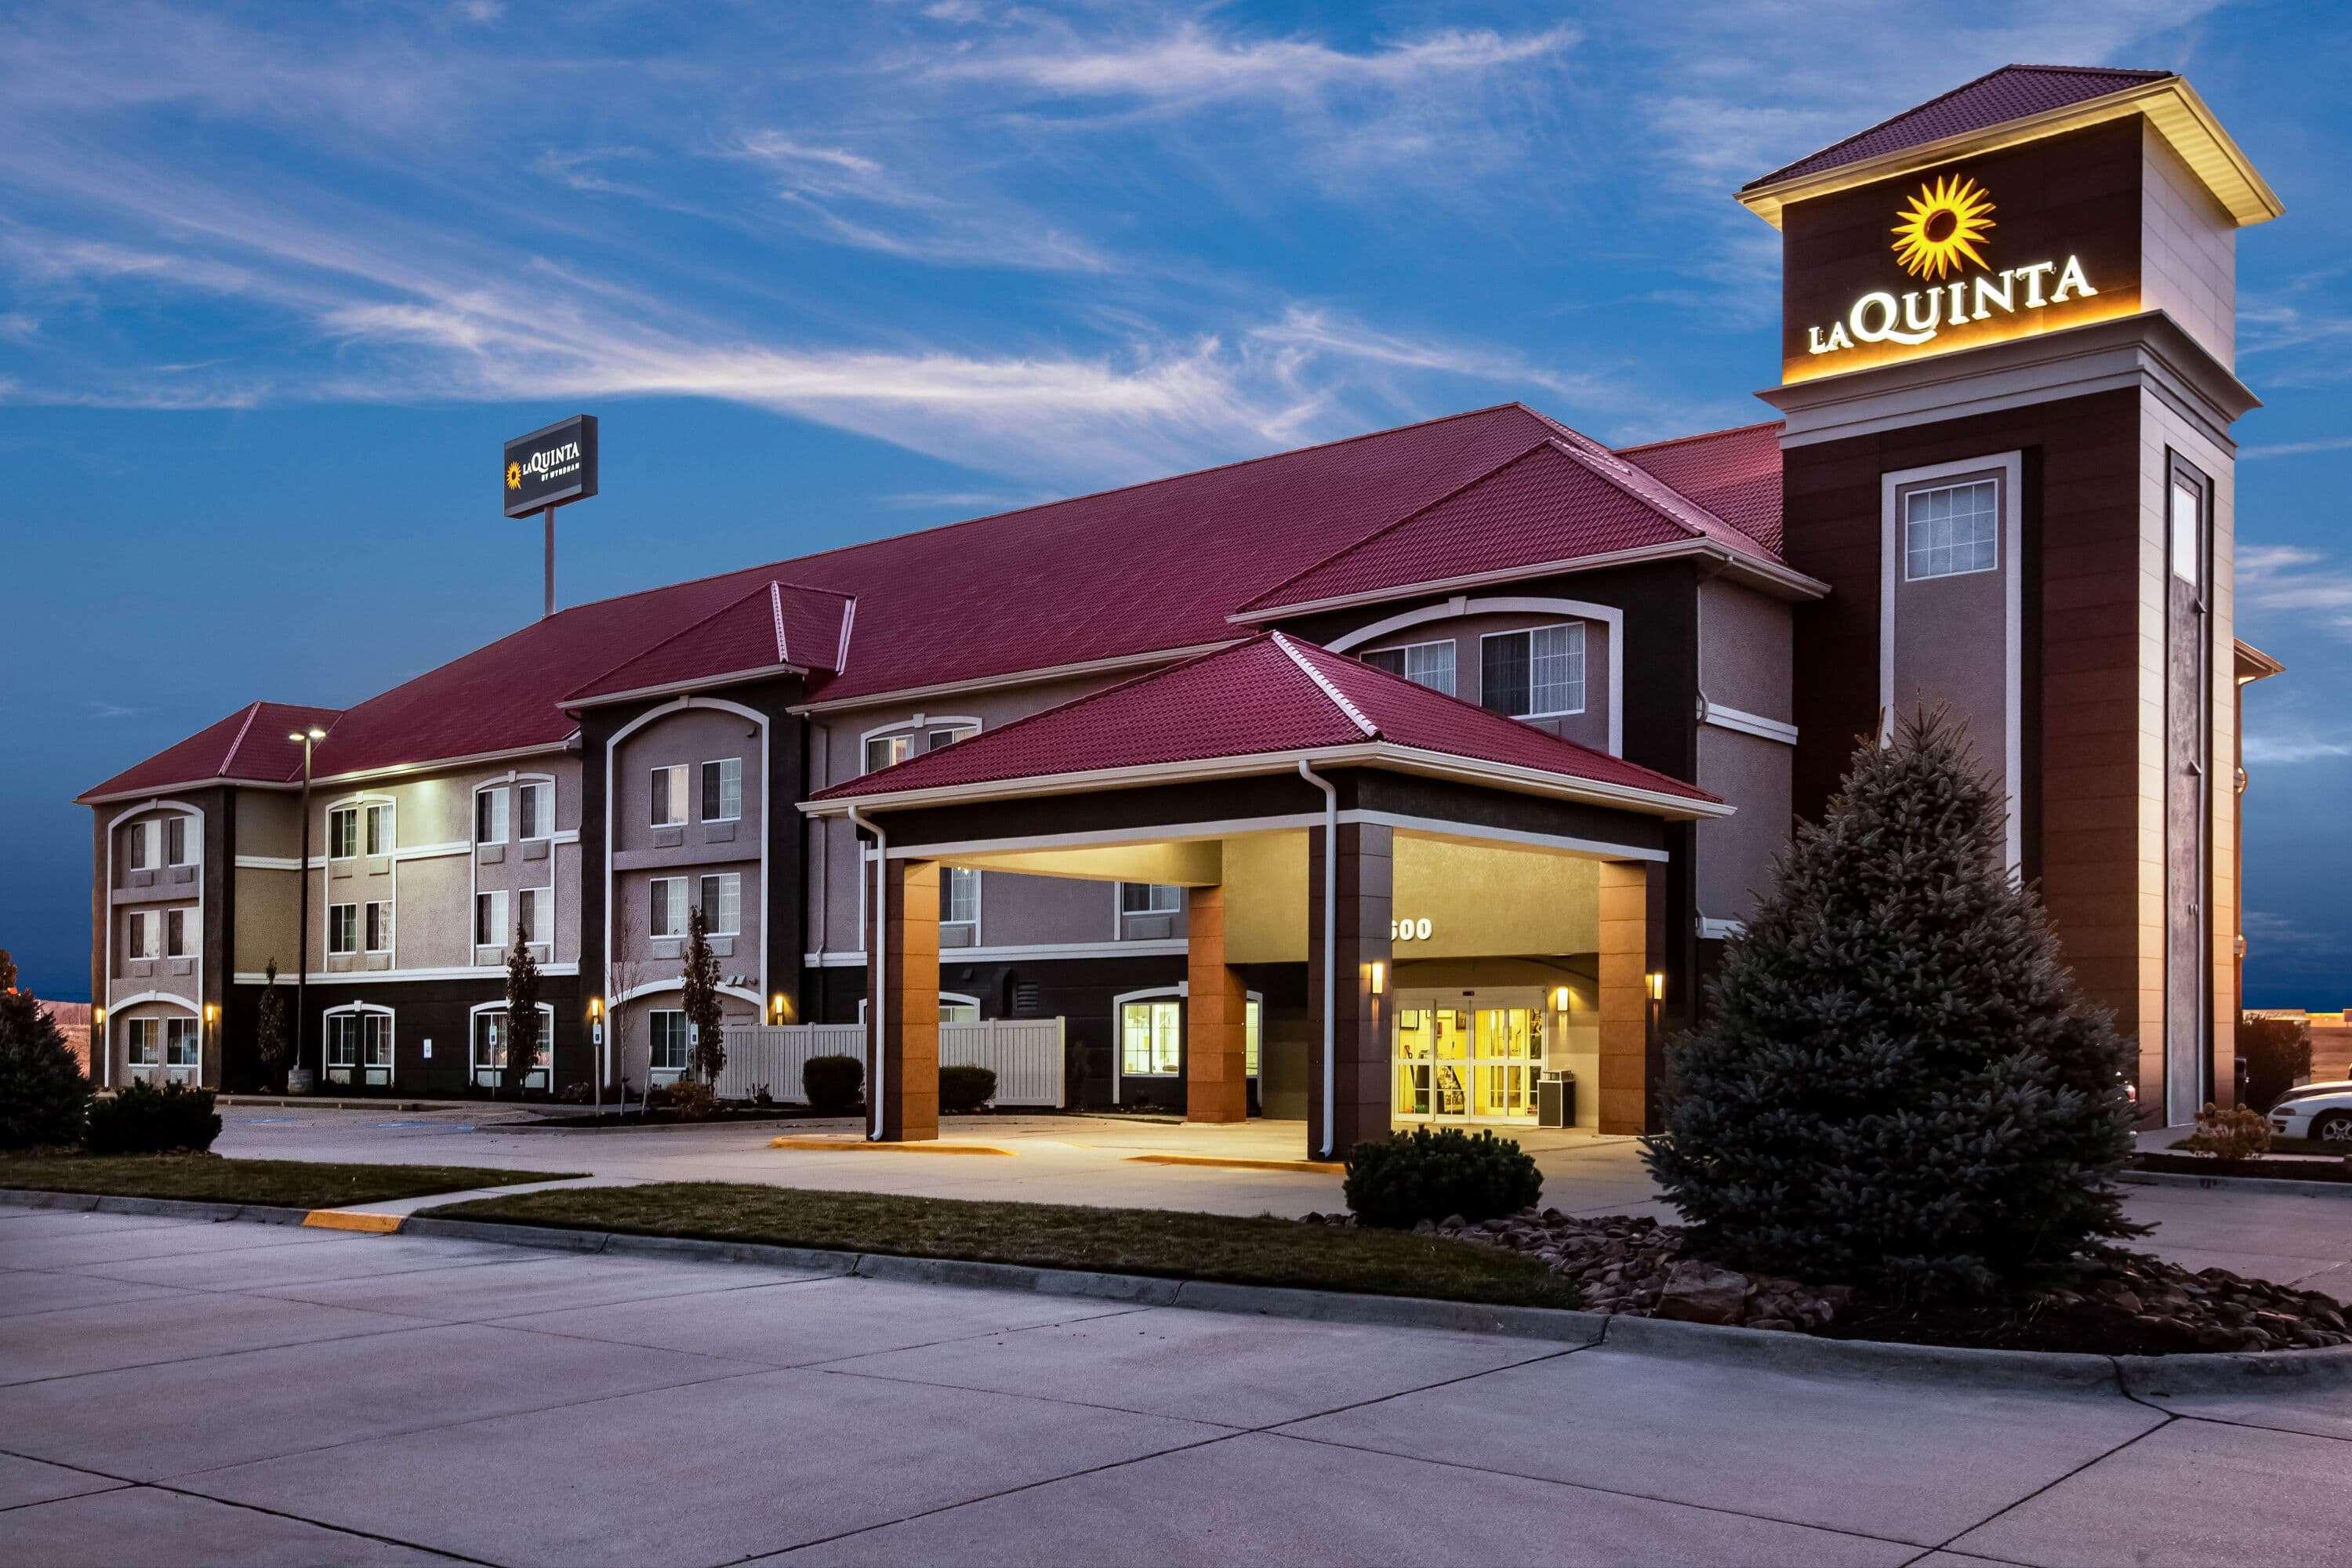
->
{"left": 717, "top": 1018, "right": 1065, "bottom": 1107}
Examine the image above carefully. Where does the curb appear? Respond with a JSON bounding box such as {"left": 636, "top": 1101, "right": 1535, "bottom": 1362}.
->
{"left": 2122, "top": 1169, "right": 2352, "bottom": 1200}
{"left": 11, "top": 1189, "right": 2352, "bottom": 1392}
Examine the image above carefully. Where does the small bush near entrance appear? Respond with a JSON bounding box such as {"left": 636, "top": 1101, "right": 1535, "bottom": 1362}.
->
{"left": 0, "top": 987, "right": 90, "bottom": 1150}
{"left": 1344, "top": 1127, "right": 1541, "bottom": 1229}
{"left": 85, "top": 1082, "right": 222, "bottom": 1156}
{"left": 939, "top": 1065, "right": 997, "bottom": 1114}
{"left": 1645, "top": 709, "right": 2142, "bottom": 1295}
{"left": 666, "top": 1080, "right": 718, "bottom": 1121}
{"left": 804, "top": 1054, "right": 863, "bottom": 1116}
{"left": 2180, "top": 1103, "right": 2270, "bottom": 1161}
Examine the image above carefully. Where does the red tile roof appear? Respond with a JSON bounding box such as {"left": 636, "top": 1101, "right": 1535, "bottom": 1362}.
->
{"left": 1744, "top": 65, "right": 2173, "bottom": 191}
{"left": 811, "top": 633, "right": 1719, "bottom": 811}
{"left": 80, "top": 700, "right": 345, "bottom": 801}
{"left": 1614, "top": 420, "right": 1785, "bottom": 554}
{"left": 1239, "top": 429, "right": 1785, "bottom": 614}
{"left": 564, "top": 581, "right": 854, "bottom": 706}
{"left": 90, "top": 402, "right": 1785, "bottom": 793}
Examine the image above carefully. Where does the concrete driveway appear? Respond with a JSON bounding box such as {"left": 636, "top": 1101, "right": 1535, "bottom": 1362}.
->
{"left": 5, "top": 1207, "right": 2350, "bottom": 1566}
{"left": 212, "top": 1105, "right": 2352, "bottom": 1298}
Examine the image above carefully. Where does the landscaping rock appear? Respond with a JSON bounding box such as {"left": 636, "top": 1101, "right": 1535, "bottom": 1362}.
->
{"left": 1656, "top": 1260, "right": 1751, "bottom": 1325}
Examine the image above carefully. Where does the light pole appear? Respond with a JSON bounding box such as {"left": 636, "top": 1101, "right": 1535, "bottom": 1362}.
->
{"left": 288, "top": 727, "right": 327, "bottom": 1092}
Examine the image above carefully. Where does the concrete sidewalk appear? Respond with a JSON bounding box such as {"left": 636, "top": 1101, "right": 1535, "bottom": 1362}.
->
{"left": 5, "top": 1206, "right": 2349, "bottom": 1566}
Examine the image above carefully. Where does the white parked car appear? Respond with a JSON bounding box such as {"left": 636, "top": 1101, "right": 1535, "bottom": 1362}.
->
{"left": 2267, "top": 1081, "right": 2352, "bottom": 1144}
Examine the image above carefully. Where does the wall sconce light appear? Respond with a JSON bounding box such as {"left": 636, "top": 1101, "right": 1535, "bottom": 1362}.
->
{"left": 1367, "top": 960, "right": 1387, "bottom": 996}
{"left": 203, "top": 1003, "right": 219, "bottom": 1026}
{"left": 92, "top": 1005, "right": 107, "bottom": 1029}
{"left": 1551, "top": 986, "right": 1571, "bottom": 1011}
{"left": 587, "top": 996, "right": 603, "bottom": 1022}
{"left": 769, "top": 993, "right": 791, "bottom": 1023}
{"left": 1644, "top": 971, "right": 1666, "bottom": 1003}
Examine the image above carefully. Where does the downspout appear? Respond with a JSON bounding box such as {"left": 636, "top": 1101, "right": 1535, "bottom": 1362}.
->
{"left": 1298, "top": 760, "right": 1338, "bottom": 1160}
{"left": 846, "top": 804, "right": 884, "bottom": 1141}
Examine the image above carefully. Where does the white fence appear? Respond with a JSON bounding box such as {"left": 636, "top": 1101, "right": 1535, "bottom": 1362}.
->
{"left": 716, "top": 1018, "right": 1066, "bottom": 1108}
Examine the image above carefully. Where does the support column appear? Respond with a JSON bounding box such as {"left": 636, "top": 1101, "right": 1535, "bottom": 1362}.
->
{"left": 865, "top": 857, "right": 938, "bottom": 1142}
{"left": 1597, "top": 859, "right": 1668, "bottom": 1135}
{"left": 1185, "top": 884, "right": 1247, "bottom": 1123}
{"left": 1307, "top": 822, "right": 1392, "bottom": 1160}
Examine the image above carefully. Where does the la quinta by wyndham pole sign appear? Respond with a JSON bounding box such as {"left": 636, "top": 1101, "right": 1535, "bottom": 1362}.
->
{"left": 503, "top": 413, "right": 598, "bottom": 518}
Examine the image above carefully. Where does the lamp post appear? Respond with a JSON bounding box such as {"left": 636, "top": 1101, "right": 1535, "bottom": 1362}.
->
{"left": 287, "top": 727, "right": 327, "bottom": 1093}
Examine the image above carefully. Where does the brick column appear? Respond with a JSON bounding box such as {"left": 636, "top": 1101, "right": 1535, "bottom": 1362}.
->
{"left": 865, "top": 857, "right": 939, "bottom": 1142}
{"left": 1597, "top": 859, "right": 1668, "bottom": 1134}
{"left": 1307, "top": 822, "right": 1392, "bottom": 1160}
{"left": 1185, "top": 884, "right": 1247, "bottom": 1123}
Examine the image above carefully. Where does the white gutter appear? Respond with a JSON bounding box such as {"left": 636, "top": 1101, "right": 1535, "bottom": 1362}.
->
{"left": 846, "top": 804, "right": 885, "bottom": 1141}
{"left": 1298, "top": 760, "right": 1338, "bottom": 1161}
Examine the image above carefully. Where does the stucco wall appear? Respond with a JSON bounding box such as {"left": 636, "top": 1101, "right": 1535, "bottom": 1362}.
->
{"left": 1356, "top": 609, "right": 1613, "bottom": 754}
{"left": 607, "top": 705, "right": 766, "bottom": 988}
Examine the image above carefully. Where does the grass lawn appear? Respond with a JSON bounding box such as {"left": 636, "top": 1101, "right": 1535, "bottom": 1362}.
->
{"left": 428, "top": 1182, "right": 1579, "bottom": 1309}
{"left": 0, "top": 1154, "right": 582, "bottom": 1209}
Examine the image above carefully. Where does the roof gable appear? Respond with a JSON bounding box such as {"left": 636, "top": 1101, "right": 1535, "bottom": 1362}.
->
{"left": 565, "top": 580, "right": 854, "bottom": 706}
{"left": 78, "top": 700, "right": 343, "bottom": 802}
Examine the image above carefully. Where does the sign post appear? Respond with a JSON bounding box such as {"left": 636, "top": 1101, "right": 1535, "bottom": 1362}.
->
{"left": 503, "top": 414, "right": 598, "bottom": 618}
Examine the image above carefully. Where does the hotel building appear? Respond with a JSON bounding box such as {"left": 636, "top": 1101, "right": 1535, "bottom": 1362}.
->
{"left": 81, "top": 66, "right": 2285, "bottom": 1152}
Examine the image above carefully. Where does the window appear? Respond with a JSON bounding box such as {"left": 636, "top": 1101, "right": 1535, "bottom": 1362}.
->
{"left": 364, "top": 801, "right": 393, "bottom": 856}
{"left": 325, "top": 1009, "right": 393, "bottom": 1085}
{"left": 1904, "top": 477, "right": 1999, "bottom": 580}
{"left": 650, "top": 765, "right": 688, "bottom": 827}
{"left": 941, "top": 994, "right": 981, "bottom": 1024}
{"left": 164, "top": 1017, "right": 199, "bottom": 1083}
{"left": 1480, "top": 623, "right": 1584, "bottom": 720}
{"left": 516, "top": 887, "right": 546, "bottom": 946}
{"left": 474, "top": 890, "right": 508, "bottom": 948}
{"left": 365, "top": 900, "right": 394, "bottom": 953}
{"left": 1362, "top": 639, "right": 1457, "bottom": 697}
{"left": 328, "top": 903, "right": 358, "bottom": 955}
{"left": 1120, "top": 883, "right": 1181, "bottom": 917}
{"left": 650, "top": 877, "right": 687, "bottom": 939}
{"left": 472, "top": 1005, "right": 552, "bottom": 1090}
{"left": 1247, "top": 997, "right": 1261, "bottom": 1079}
{"left": 165, "top": 908, "right": 189, "bottom": 959}
{"left": 649, "top": 1010, "right": 689, "bottom": 1076}
{"left": 702, "top": 758, "right": 742, "bottom": 822}
{"left": 165, "top": 816, "right": 189, "bottom": 866}
{"left": 127, "top": 910, "right": 158, "bottom": 960}
{"left": 1121, "top": 999, "right": 1182, "bottom": 1076}
{"left": 128, "top": 1019, "right": 161, "bottom": 1074}
{"left": 942, "top": 866, "right": 978, "bottom": 928}
{"left": 2171, "top": 477, "right": 2202, "bottom": 588}
{"left": 125, "top": 821, "right": 151, "bottom": 871}
{"left": 699, "top": 873, "right": 741, "bottom": 935}
{"left": 863, "top": 723, "right": 975, "bottom": 775}
{"left": 475, "top": 787, "right": 508, "bottom": 845}
{"left": 328, "top": 806, "right": 359, "bottom": 859}
{"left": 516, "top": 782, "right": 550, "bottom": 840}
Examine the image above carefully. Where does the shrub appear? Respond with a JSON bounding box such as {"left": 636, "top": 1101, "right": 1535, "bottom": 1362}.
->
{"left": 0, "top": 986, "right": 90, "bottom": 1150}
{"left": 1343, "top": 1127, "right": 1541, "bottom": 1229}
{"left": 2180, "top": 1102, "right": 2270, "bottom": 1161}
{"left": 2239, "top": 1014, "right": 2314, "bottom": 1112}
{"left": 666, "top": 1080, "right": 718, "bottom": 1122}
{"left": 1644, "top": 709, "right": 2143, "bottom": 1295}
{"left": 939, "top": 1065, "right": 997, "bottom": 1114}
{"left": 86, "top": 1081, "right": 221, "bottom": 1155}
{"left": 750, "top": 1083, "right": 774, "bottom": 1107}
{"left": 804, "top": 1054, "right": 864, "bottom": 1115}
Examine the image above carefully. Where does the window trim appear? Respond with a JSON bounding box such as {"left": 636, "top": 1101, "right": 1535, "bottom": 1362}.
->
{"left": 1476, "top": 622, "right": 1587, "bottom": 721}
{"left": 165, "top": 907, "right": 191, "bottom": 960}
{"left": 363, "top": 800, "right": 394, "bottom": 857}
{"left": 327, "top": 902, "right": 359, "bottom": 956}
{"left": 648, "top": 1007, "right": 691, "bottom": 1080}
{"left": 468, "top": 999, "right": 555, "bottom": 1092}
{"left": 941, "top": 865, "right": 980, "bottom": 934}
{"left": 698, "top": 872, "right": 742, "bottom": 938}
{"left": 649, "top": 875, "right": 689, "bottom": 940}
{"left": 474, "top": 888, "right": 509, "bottom": 950}
{"left": 474, "top": 784, "right": 510, "bottom": 847}
{"left": 701, "top": 757, "right": 743, "bottom": 823}
{"left": 1359, "top": 637, "right": 1459, "bottom": 697}
{"left": 1118, "top": 882, "right": 1182, "bottom": 918}
{"left": 125, "top": 819, "right": 152, "bottom": 872}
{"left": 1900, "top": 474, "right": 2002, "bottom": 583}
{"left": 327, "top": 804, "right": 360, "bottom": 862}
{"left": 164, "top": 814, "right": 191, "bottom": 868}
{"left": 323, "top": 1003, "right": 395, "bottom": 1087}
{"left": 514, "top": 779, "right": 553, "bottom": 843}
{"left": 364, "top": 899, "right": 394, "bottom": 955}
{"left": 1109, "top": 985, "right": 1264, "bottom": 1103}
{"left": 649, "top": 764, "right": 689, "bottom": 829}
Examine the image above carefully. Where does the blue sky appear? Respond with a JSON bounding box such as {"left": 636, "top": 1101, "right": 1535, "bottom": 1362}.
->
{"left": 2, "top": 0, "right": 2347, "bottom": 1006}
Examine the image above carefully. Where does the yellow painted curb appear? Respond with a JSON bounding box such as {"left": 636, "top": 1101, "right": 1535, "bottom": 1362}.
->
{"left": 1124, "top": 1154, "right": 1345, "bottom": 1175}
{"left": 302, "top": 1210, "right": 405, "bottom": 1233}
{"left": 769, "top": 1137, "right": 1014, "bottom": 1157}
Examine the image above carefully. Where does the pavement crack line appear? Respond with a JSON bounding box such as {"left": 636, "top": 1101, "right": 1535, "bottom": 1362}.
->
{"left": 1920, "top": 1410, "right": 2180, "bottom": 1558}
{"left": 0, "top": 1315, "right": 459, "bottom": 1392}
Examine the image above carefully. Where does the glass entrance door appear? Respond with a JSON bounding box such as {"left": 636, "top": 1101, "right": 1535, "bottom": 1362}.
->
{"left": 1394, "top": 989, "right": 1543, "bottom": 1125}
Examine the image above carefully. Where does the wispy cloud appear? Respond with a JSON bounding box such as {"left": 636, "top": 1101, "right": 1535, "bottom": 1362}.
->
{"left": 937, "top": 22, "right": 1576, "bottom": 101}
{"left": 85, "top": 700, "right": 144, "bottom": 720}
{"left": 2241, "top": 435, "right": 2352, "bottom": 460}
{"left": 2239, "top": 544, "right": 2352, "bottom": 639}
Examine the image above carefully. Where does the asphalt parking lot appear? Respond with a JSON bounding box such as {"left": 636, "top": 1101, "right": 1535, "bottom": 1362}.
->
{"left": 4, "top": 1206, "right": 2350, "bottom": 1566}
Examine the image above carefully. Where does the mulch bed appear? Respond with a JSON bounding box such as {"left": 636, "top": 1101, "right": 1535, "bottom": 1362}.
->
{"left": 1300, "top": 1207, "right": 2351, "bottom": 1356}
{"left": 2133, "top": 1152, "right": 2351, "bottom": 1184}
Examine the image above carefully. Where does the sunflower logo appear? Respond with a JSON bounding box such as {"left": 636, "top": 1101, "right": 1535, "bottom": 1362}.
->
{"left": 1890, "top": 174, "right": 1995, "bottom": 281}
{"left": 506, "top": 461, "right": 523, "bottom": 491}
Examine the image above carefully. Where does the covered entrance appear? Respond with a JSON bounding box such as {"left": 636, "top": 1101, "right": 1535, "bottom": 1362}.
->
{"left": 804, "top": 633, "right": 1716, "bottom": 1156}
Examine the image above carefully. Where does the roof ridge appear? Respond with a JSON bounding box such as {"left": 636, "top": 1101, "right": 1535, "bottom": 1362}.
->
{"left": 215, "top": 701, "right": 265, "bottom": 781}
{"left": 1740, "top": 63, "right": 2174, "bottom": 193}
{"left": 768, "top": 582, "right": 790, "bottom": 666}
{"left": 1612, "top": 418, "right": 1784, "bottom": 456}
{"left": 563, "top": 577, "right": 794, "bottom": 702}
{"left": 1269, "top": 631, "right": 1377, "bottom": 739}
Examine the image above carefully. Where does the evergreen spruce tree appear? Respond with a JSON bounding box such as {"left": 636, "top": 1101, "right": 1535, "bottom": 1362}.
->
{"left": 1642, "top": 709, "right": 2142, "bottom": 1294}
{"left": 503, "top": 925, "right": 544, "bottom": 1096}
{"left": 255, "top": 960, "right": 292, "bottom": 1091}
{"left": 681, "top": 905, "right": 726, "bottom": 1084}
{"left": 0, "top": 985, "right": 91, "bottom": 1149}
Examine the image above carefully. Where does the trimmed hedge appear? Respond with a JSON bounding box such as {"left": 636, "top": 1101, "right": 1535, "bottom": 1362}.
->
{"left": 1344, "top": 1127, "right": 1541, "bottom": 1230}
{"left": 802, "top": 1054, "right": 864, "bottom": 1116}
{"left": 939, "top": 1065, "right": 997, "bottom": 1114}
{"left": 85, "top": 1082, "right": 221, "bottom": 1156}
